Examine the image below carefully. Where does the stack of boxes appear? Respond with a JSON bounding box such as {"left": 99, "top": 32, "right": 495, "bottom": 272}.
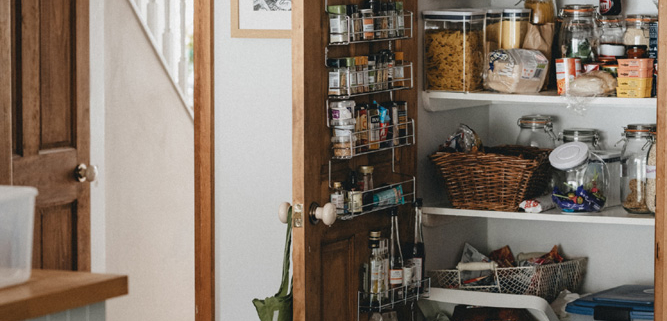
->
{"left": 616, "top": 59, "right": 654, "bottom": 98}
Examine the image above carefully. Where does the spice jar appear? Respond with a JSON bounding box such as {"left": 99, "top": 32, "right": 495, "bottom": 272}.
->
{"left": 348, "top": 4, "right": 361, "bottom": 42}
{"left": 550, "top": 142, "right": 609, "bottom": 213}
{"left": 361, "top": 9, "right": 375, "bottom": 40}
{"left": 330, "top": 182, "right": 345, "bottom": 214}
{"left": 328, "top": 5, "right": 348, "bottom": 44}
{"left": 329, "top": 100, "right": 354, "bottom": 126}
{"left": 515, "top": 115, "right": 557, "bottom": 148}
{"left": 558, "top": 5, "right": 598, "bottom": 64}
{"left": 524, "top": 0, "right": 556, "bottom": 25}
{"left": 619, "top": 124, "right": 656, "bottom": 214}
{"left": 559, "top": 128, "right": 602, "bottom": 150}
{"left": 423, "top": 10, "right": 485, "bottom": 92}
{"left": 332, "top": 135, "right": 356, "bottom": 158}
{"left": 485, "top": 9, "right": 503, "bottom": 58}
{"left": 395, "top": 1, "right": 405, "bottom": 37}
{"left": 501, "top": 8, "right": 530, "bottom": 49}
{"left": 359, "top": 166, "right": 374, "bottom": 211}
{"left": 599, "top": 16, "right": 626, "bottom": 59}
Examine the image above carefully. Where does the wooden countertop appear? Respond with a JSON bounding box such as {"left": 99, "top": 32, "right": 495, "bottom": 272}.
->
{"left": 0, "top": 269, "right": 128, "bottom": 321}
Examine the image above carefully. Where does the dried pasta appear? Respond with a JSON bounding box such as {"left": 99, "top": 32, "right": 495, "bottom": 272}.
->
{"left": 425, "top": 29, "right": 484, "bottom": 91}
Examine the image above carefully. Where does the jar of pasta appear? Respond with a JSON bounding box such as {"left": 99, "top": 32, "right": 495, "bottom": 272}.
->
{"left": 485, "top": 9, "right": 503, "bottom": 58}
{"left": 501, "top": 8, "right": 530, "bottom": 49}
{"left": 423, "top": 10, "right": 485, "bottom": 92}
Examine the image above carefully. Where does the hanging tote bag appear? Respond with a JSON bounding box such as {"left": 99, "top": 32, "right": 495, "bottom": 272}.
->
{"left": 252, "top": 207, "right": 293, "bottom": 321}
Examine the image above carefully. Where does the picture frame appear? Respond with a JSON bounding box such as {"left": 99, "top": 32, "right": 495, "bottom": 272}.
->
{"left": 231, "top": 0, "right": 292, "bottom": 38}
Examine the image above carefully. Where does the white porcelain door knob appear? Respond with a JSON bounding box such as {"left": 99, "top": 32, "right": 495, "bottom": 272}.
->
{"left": 278, "top": 202, "right": 291, "bottom": 224}
{"left": 310, "top": 202, "right": 336, "bottom": 226}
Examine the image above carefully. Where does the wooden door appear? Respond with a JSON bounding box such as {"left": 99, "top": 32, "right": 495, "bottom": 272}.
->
{"left": 291, "top": 0, "right": 418, "bottom": 319}
{"left": 655, "top": 1, "right": 667, "bottom": 319}
{"left": 1, "top": 0, "right": 90, "bottom": 271}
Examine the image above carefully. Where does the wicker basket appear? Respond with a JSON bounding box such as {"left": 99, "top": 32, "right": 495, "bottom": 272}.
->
{"left": 428, "top": 257, "right": 587, "bottom": 303}
{"left": 430, "top": 145, "right": 552, "bottom": 212}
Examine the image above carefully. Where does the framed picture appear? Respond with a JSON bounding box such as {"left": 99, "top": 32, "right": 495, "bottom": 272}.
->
{"left": 231, "top": 0, "right": 291, "bottom": 38}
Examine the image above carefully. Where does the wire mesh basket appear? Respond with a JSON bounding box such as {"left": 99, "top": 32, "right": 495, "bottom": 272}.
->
{"left": 428, "top": 257, "right": 587, "bottom": 303}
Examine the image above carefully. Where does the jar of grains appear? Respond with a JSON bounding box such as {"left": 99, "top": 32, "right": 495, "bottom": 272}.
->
{"left": 501, "top": 8, "right": 531, "bottom": 49}
{"left": 423, "top": 9, "right": 485, "bottom": 92}
{"left": 485, "top": 9, "right": 503, "bottom": 58}
{"left": 618, "top": 124, "right": 656, "bottom": 214}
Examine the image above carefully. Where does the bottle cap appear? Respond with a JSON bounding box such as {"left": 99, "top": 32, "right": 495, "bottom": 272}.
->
{"left": 369, "top": 230, "right": 381, "bottom": 239}
{"left": 358, "top": 165, "right": 374, "bottom": 174}
{"left": 549, "top": 142, "right": 589, "bottom": 170}
{"left": 332, "top": 181, "right": 343, "bottom": 189}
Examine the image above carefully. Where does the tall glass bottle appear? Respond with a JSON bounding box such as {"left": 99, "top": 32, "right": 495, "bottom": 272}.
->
{"left": 389, "top": 207, "right": 404, "bottom": 299}
{"left": 368, "top": 231, "right": 383, "bottom": 306}
{"left": 410, "top": 198, "right": 425, "bottom": 291}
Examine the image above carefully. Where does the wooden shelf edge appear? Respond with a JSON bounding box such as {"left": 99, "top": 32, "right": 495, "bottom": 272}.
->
{"left": 422, "top": 205, "right": 655, "bottom": 226}
{"left": 0, "top": 269, "right": 128, "bottom": 321}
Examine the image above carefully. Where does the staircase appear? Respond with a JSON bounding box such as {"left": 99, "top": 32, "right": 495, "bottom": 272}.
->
{"left": 128, "top": 0, "right": 194, "bottom": 117}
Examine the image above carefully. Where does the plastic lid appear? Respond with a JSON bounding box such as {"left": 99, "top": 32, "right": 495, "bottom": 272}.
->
{"left": 486, "top": 8, "right": 503, "bottom": 17}
{"left": 503, "top": 8, "right": 531, "bottom": 17}
{"left": 423, "top": 9, "right": 486, "bottom": 20}
{"left": 549, "top": 142, "right": 590, "bottom": 170}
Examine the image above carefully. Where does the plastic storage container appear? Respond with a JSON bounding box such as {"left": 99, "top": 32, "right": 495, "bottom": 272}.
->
{"left": 549, "top": 142, "right": 609, "bottom": 213}
{"left": 516, "top": 115, "right": 557, "bottom": 148}
{"left": 485, "top": 9, "right": 503, "bottom": 57}
{"left": 501, "top": 8, "right": 530, "bottom": 49}
{"left": 423, "top": 10, "right": 485, "bottom": 92}
{"left": 566, "top": 285, "right": 654, "bottom": 321}
{"left": 0, "top": 185, "right": 38, "bottom": 289}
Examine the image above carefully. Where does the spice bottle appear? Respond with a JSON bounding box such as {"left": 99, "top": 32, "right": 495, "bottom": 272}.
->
{"left": 368, "top": 231, "right": 383, "bottom": 306}
{"left": 396, "top": 101, "right": 408, "bottom": 145}
{"left": 361, "top": 9, "right": 375, "bottom": 40}
{"left": 346, "top": 57, "right": 358, "bottom": 95}
{"left": 355, "top": 103, "right": 369, "bottom": 153}
{"left": 394, "top": 51, "right": 404, "bottom": 87}
{"left": 368, "top": 54, "right": 377, "bottom": 92}
{"left": 387, "top": 2, "right": 396, "bottom": 38}
{"left": 359, "top": 166, "right": 374, "bottom": 211}
{"left": 501, "top": 8, "right": 530, "bottom": 49}
{"left": 619, "top": 124, "right": 656, "bottom": 214}
{"left": 331, "top": 182, "right": 345, "bottom": 214}
{"left": 348, "top": 4, "right": 361, "bottom": 42}
{"left": 395, "top": 1, "right": 405, "bottom": 37}
{"left": 375, "top": 2, "right": 388, "bottom": 39}
{"left": 347, "top": 171, "right": 363, "bottom": 214}
{"left": 327, "top": 59, "right": 343, "bottom": 96}
{"left": 386, "top": 52, "right": 395, "bottom": 89}
{"left": 368, "top": 102, "right": 381, "bottom": 150}
{"left": 328, "top": 5, "right": 348, "bottom": 44}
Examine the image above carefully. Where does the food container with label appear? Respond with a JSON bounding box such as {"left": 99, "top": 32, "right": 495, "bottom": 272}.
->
{"left": 423, "top": 10, "right": 485, "bottom": 92}
{"left": 618, "top": 124, "right": 655, "bottom": 214}
{"left": 558, "top": 5, "right": 598, "bottom": 64}
{"left": 501, "top": 8, "right": 530, "bottom": 49}
{"left": 549, "top": 142, "right": 609, "bottom": 213}
{"left": 559, "top": 128, "right": 602, "bottom": 150}
{"left": 328, "top": 5, "right": 348, "bottom": 44}
{"left": 516, "top": 115, "right": 557, "bottom": 148}
{"left": 556, "top": 58, "right": 582, "bottom": 95}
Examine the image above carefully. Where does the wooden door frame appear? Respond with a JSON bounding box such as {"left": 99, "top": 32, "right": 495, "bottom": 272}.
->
{"left": 655, "top": 1, "right": 667, "bottom": 319}
{"left": 194, "top": 0, "right": 215, "bottom": 320}
{"left": 0, "top": 0, "right": 10, "bottom": 185}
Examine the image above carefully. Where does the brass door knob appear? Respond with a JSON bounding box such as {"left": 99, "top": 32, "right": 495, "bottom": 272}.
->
{"left": 75, "top": 164, "right": 98, "bottom": 183}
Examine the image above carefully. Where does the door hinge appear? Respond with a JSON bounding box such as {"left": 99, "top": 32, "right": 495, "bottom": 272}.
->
{"left": 293, "top": 203, "right": 303, "bottom": 228}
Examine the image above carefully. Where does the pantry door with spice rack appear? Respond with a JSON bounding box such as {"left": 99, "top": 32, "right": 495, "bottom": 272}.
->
{"left": 291, "top": 0, "right": 419, "bottom": 319}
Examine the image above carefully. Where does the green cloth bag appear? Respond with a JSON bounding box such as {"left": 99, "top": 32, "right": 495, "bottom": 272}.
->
{"left": 252, "top": 208, "right": 293, "bottom": 321}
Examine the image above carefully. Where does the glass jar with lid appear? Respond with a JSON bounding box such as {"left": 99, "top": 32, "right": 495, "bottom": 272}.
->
{"left": 550, "top": 142, "right": 609, "bottom": 213}
{"left": 558, "top": 4, "right": 598, "bottom": 64}
{"left": 516, "top": 115, "right": 557, "bottom": 148}
{"left": 423, "top": 10, "right": 485, "bottom": 92}
{"left": 559, "top": 128, "right": 602, "bottom": 150}
{"left": 501, "top": 8, "right": 530, "bottom": 49}
{"left": 524, "top": 0, "right": 556, "bottom": 25}
{"left": 618, "top": 124, "right": 655, "bottom": 214}
{"left": 598, "top": 16, "right": 626, "bottom": 59}
{"left": 623, "top": 15, "right": 654, "bottom": 47}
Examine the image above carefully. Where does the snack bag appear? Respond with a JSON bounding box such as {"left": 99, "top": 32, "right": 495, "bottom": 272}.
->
{"left": 441, "top": 124, "right": 484, "bottom": 153}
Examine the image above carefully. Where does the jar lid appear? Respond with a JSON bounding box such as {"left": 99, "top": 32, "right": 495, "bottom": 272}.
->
{"left": 369, "top": 230, "right": 381, "bottom": 239}
{"left": 345, "top": 57, "right": 356, "bottom": 66}
{"left": 624, "top": 124, "right": 656, "bottom": 136}
{"left": 517, "top": 114, "right": 553, "bottom": 128}
{"left": 549, "top": 142, "right": 590, "bottom": 170}
{"left": 331, "top": 118, "right": 356, "bottom": 126}
{"left": 561, "top": 4, "right": 595, "bottom": 11}
{"left": 599, "top": 15, "right": 623, "bottom": 23}
{"left": 562, "top": 128, "right": 598, "bottom": 141}
{"left": 423, "top": 9, "right": 486, "bottom": 21}
{"left": 358, "top": 165, "right": 374, "bottom": 174}
{"left": 332, "top": 181, "right": 343, "bottom": 189}
{"left": 486, "top": 8, "right": 503, "bottom": 18}
{"left": 626, "top": 14, "right": 655, "bottom": 22}
{"left": 327, "top": 5, "right": 347, "bottom": 14}
{"left": 502, "top": 8, "right": 531, "bottom": 18}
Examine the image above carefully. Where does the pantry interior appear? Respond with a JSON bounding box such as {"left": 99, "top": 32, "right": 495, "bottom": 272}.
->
{"left": 289, "top": 0, "right": 665, "bottom": 319}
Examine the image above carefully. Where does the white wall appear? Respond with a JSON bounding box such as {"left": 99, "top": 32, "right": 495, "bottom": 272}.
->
{"left": 214, "top": 1, "right": 293, "bottom": 320}
{"left": 104, "top": 1, "right": 194, "bottom": 320}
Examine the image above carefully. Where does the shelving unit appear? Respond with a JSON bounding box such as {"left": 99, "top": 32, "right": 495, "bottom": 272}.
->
{"left": 422, "top": 205, "right": 655, "bottom": 226}
{"left": 423, "top": 90, "right": 657, "bottom": 111}
{"left": 357, "top": 278, "right": 431, "bottom": 318}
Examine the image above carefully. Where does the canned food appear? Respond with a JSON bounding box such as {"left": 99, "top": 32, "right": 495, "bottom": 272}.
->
{"left": 556, "top": 58, "right": 582, "bottom": 95}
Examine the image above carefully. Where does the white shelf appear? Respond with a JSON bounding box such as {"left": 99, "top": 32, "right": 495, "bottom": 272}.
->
{"left": 422, "top": 205, "right": 655, "bottom": 226}
{"left": 423, "top": 90, "right": 657, "bottom": 111}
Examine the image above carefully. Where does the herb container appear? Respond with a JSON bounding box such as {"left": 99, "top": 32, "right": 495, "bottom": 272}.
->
{"left": 361, "top": 9, "right": 375, "bottom": 40}
{"left": 550, "top": 142, "right": 609, "bottom": 213}
{"left": 328, "top": 5, "right": 348, "bottom": 44}
{"left": 558, "top": 5, "right": 598, "bottom": 64}
{"left": 619, "top": 124, "right": 655, "bottom": 214}
{"left": 423, "top": 9, "right": 485, "bottom": 92}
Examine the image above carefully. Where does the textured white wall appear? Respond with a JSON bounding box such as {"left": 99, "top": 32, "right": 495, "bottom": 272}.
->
{"left": 214, "top": 1, "right": 293, "bottom": 320}
{"left": 104, "top": 1, "right": 194, "bottom": 320}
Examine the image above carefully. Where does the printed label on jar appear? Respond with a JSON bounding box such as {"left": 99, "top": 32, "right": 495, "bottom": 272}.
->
{"left": 329, "top": 71, "right": 340, "bottom": 89}
{"left": 410, "top": 258, "right": 422, "bottom": 287}
{"left": 330, "top": 16, "right": 342, "bottom": 34}
{"left": 647, "top": 165, "right": 657, "bottom": 179}
{"left": 389, "top": 269, "right": 403, "bottom": 285}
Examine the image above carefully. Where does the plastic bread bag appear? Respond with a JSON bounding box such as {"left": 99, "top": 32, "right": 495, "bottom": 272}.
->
{"left": 441, "top": 124, "right": 483, "bottom": 153}
{"left": 565, "top": 70, "right": 617, "bottom": 115}
{"left": 484, "top": 49, "right": 549, "bottom": 94}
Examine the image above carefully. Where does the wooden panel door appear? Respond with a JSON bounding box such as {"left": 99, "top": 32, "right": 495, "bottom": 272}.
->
{"left": 1, "top": 0, "right": 90, "bottom": 271}
{"left": 291, "top": 0, "right": 419, "bottom": 319}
